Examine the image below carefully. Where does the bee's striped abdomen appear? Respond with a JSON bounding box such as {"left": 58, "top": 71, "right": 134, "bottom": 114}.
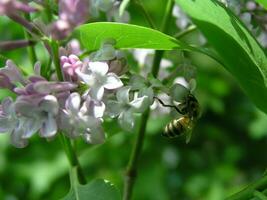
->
{"left": 163, "top": 118, "right": 186, "bottom": 138}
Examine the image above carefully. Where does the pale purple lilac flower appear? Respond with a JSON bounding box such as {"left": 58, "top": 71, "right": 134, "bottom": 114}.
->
{"left": 52, "top": 0, "right": 89, "bottom": 39}
{"left": 0, "top": 0, "right": 36, "bottom": 15}
{"left": 15, "top": 94, "right": 59, "bottom": 138}
{"left": 0, "top": 60, "right": 26, "bottom": 87}
{"left": 60, "top": 39, "right": 82, "bottom": 57}
{"left": 0, "top": 60, "right": 78, "bottom": 147}
{"left": 76, "top": 61, "right": 123, "bottom": 100}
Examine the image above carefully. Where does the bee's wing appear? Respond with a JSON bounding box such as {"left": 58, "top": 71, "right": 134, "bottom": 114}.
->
{"left": 169, "top": 83, "right": 189, "bottom": 102}
{"left": 185, "top": 120, "right": 194, "bottom": 144}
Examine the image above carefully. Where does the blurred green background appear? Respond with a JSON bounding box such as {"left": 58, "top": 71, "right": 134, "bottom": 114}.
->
{"left": 0, "top": 0, "right": 267, "bottom": 199}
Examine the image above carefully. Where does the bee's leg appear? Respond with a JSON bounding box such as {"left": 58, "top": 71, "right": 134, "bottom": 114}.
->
{"left": 153, "top": 96, "right": 183, "bottom": 114}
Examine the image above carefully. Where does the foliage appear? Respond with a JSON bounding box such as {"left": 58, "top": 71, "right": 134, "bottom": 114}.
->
{"left": 0, "top": 0, "right": 266, "bottom": 200}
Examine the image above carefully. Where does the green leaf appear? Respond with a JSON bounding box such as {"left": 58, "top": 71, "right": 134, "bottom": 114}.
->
{"left": 62, "top": 168, "right": 121, "bottom": 200}
{"left": 175, "top": 0, "right": 267, "bottom": 114}
{"left": 255, "top": 0, "right": 267, "bottom": 9}
{"left": 77, "top": 22, "right": 185, "bottom": 51}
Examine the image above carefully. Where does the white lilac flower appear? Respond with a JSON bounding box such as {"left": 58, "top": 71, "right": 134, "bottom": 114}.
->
{"left": 76, "top": 61, "right": 123, "bottom": 100}
{"left": 172, "top": 4, "right": 190, "bottom": 29}
{"left": 60, "top": 92, "right": 105, "bottom": 144}
{"left": 106, "top": 87, "right": 149, "bottom": 131}
{"left": 129, "top": 74, "right": 164, "bottom": 105}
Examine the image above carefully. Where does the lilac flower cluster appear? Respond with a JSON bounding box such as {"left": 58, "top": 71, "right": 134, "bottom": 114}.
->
{"left": 0, "top": 48, "right": 153, "bottom": 147}
{"left": 219, "top": 0, "right": 267, "bottom": 47}
{"left": 0, "top": 61, "right": 76, "bottom": 148}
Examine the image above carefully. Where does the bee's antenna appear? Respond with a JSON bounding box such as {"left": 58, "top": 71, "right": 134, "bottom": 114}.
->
{"left": 153, "top": 96, "right": 183, "bottom": 114}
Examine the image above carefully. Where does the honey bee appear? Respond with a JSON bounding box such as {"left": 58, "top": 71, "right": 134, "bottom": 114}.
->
{"left": 154, "top": 93, "right": 200, "bottom": 143}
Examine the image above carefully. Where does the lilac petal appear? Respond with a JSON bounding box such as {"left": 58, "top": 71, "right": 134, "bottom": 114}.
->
{"left": 139, "top": 87, "right": 154, "bottom": 105}
{"left": 118, "top": 110, "right": 135, "bottom": 132}
{"left": 93, "top": 101, "right": 105, "bottom": 118}
{"left": 65, "top": 92, "right": 81, "bottom": 114}
{"left": 130, "top": 96, "right": 149, "bottom": 113}
{"left": 129, "top": 75, "right": 147, "bottom": 90}
{"left": 28, "top": 75, "right": 46, "bottom": 83}
{"left": 81, "top": 115, "right": 101, "bottom": 129}
{"left": 0, "top": 116, "right": 16, "bottom": 133}
{"left": 58, "top": 110, "right": 74, "bottom": 133}
{"left": 14, "top": 1, "right": 37, "bottom": 13}
{"left": 60, "top": 56, "right": 69, "bottom": 65}
{"left": 0, "top": 0, "right": 36, "bottom": 15}
{"left": 0, "top": 73, "right": 14, "bottom": 90}
{"left": 34, "top": 81, "right": 77, "bottom": 93}
{"left": 106, "top": 100, "right": 122, "bottom": 118}
{"left": 22, "top": 118, "right": 42, "bottom": 138}
{"left": 2, "top": 97, "right": 13, "bottom": 114}
{"left": 83, "top": 127, "right": 105, "bottom": 144}
{"left": 40, "top": 114, "right": 57, "bottom": 138}
{"left": 34, "top": 61, "right": 41, "bottom": 75}
{"left": 76, "top": 70, "right": 95, "bottom": 85}
{"left": 59, "top": 0, "right": 89, "bottom": 25}
{"left": 15, "top": 97, "right": 40, "bottom": 117}
{"left": 69, "top": 54, "right": 80, "bottom": 64}
{"left": 1, "top": 60, "right": 25, "bottom": 84}
{"left": 56, "top": 91, "right": 71, "bottom": 107}
{"left": 25, "top": 83, "right": 37, "bottom": 94}
{"left": 90, "top": 85, "right": 104, "bottom": 101}
{"left": 39, "top": 95, "right": 59, "bottom": 115}
{"left": 116, "top": 87, "right": 130, "bottom": 103}
{"left": 89, "top": 61, "right": 109, "bottom": 75}
{"left": 104, "top": 73, "right": 123, "bottom": 90}
{"left": 10, "top": 126, "right": 28, "bottom": 148}
{"left": 13, "top": 87, "right": 27, "bottom": 95}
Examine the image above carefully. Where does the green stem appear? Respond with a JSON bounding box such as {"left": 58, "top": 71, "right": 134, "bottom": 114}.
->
{"left": 50, "top": 40, "right": 64, "bottom": 81}
{"left": 160, "top": 0, "right": 174, "bottom": 32}
{"left": 174, "top": 25, "right": 197, "bottom": 39}
{"left": 226, "top": 174, "right": 267, "bottom": 200}
{"left": 123, "top": 110, "right": 150, "bottom": 200}
{"left": 134, "top": 0, "right": 157, "bottom": 29}
{"left": 24, "top": 13, "right": 37, "bottom": 67}
{"left": 122, "top": 1, "right": 174, "bottom": 200}
{"left": 253, "top": 190, "right": 267, "bottom": 200}
{"left": 59, "top": 134, "right": 87, "bottom": 184}
{"left": 50, "top": 40, "right": 86, "bottom": 185}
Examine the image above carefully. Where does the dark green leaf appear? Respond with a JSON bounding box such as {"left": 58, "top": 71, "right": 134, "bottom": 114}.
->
{"left": 175, "top": 0, "right": 267, "bottom": 113}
